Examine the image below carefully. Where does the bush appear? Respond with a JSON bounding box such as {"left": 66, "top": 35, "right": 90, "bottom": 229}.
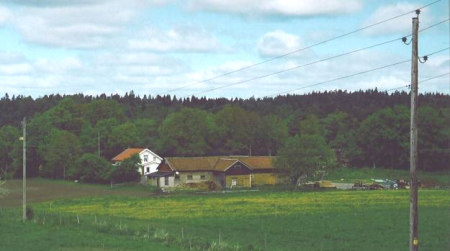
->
{"left": 109, "top": 154, "right": 140, "bottom": 183}
{"left": 70, "top": 153, "right": 111, "bottom": 183}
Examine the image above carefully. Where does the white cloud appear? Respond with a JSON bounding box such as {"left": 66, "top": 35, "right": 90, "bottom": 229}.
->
{"left": 0, "top": 63, "right": 33, "bottom": 75}
{"left": 11, "top": 0, "right": 168, "bottom": 49}
{"left": 129, "top": 25, "right": 222, "bottom": 52}
{"left": 34, "top": 57, "right": 84, "bottom": 73}
{"left": 8, "top": 0, "right": 171, "bottom": 7}
{"left": 0, "top": 5, "right": 12, "bottom": 25}
{"left": 94, "top": 52, "right": 186, "bottom": 75}
{"left": 363, "top": 2, "right": 433, "bottom": 36}
{"left": 0, "top": 51, "right": 25, "bottom": 64}
{"left": 257, "top": 30, "right": 302, "bottom": 57}
{"left": 187, "top": 0, "right": 362, "bottom": 16}
{"left": 0, "top": 51, "right": 33, "bottom": 75}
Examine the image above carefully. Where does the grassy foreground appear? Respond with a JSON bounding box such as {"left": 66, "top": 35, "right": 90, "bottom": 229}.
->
{"left": 1, "top": 189, "right": 447, "bottom": 250}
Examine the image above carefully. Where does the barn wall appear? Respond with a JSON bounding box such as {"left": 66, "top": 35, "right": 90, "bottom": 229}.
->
{"left": 158, "top": 176, "right": 176, "bottom": 187}
{"left": 252, "top": 173, "right": 278, "bottom": 185}
{"left": 226, "top": 174, "right": 251, "bottom": 188}
{"left": 179, "top": 171, "right": 214, "bottom": 184}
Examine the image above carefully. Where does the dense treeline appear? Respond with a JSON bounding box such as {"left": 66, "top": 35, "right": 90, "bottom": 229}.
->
{"left": 0, "top": 90, "right": 449, "bottom": 181}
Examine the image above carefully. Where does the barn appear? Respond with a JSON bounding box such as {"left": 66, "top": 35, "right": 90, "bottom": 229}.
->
{"left": 148, "top": 156, "right": 286, "bottom": 189}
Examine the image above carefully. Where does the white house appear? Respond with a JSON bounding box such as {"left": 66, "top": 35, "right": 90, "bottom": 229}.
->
{"left": 111, "top": 148, "right": 162, "bottom": 176}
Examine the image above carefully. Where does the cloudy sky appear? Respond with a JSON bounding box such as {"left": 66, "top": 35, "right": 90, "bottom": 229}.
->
{"left": 0, "top": 0, "right": 448, "bottom": 99}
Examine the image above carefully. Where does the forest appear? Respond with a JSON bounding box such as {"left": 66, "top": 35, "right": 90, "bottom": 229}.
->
{"left": 0, "top": 90, "right": 449, "bottom": 181}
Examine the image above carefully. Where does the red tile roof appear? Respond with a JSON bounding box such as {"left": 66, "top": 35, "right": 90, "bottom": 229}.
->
{"left": 112, "top": 148, "right": 145, "bottom": 162}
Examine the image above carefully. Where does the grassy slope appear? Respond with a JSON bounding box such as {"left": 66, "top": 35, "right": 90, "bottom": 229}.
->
{"left": 28, "top": 190, "right": 450, "bottom": 251}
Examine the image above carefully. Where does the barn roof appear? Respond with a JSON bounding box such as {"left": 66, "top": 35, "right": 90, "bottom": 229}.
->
{"left": 111, "top": 148, "right": 145, "bottom": 162}
{"left": 163, "top": 156, "right": 275, "bottom": 172}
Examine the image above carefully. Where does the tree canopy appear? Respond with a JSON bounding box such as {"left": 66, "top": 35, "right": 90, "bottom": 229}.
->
{"left": 0, "top": 90, "right": 448, "bottom": 183}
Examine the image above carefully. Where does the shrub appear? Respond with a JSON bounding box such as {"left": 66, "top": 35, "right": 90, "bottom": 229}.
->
{"left": 70, "top": 153, "right": 111, "bottom": 183}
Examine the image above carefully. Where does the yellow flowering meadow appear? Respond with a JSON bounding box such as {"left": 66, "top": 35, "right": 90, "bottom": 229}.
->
{"left": 38, "top": 190, "right": 450, "bottom": 220}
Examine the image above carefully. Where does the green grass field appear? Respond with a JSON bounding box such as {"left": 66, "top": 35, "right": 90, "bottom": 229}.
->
{"left": 1, "top": 189, "right": 449, "bottom": 250}
{"left": 1, "top": 173, "right": 449, "bottom": 250}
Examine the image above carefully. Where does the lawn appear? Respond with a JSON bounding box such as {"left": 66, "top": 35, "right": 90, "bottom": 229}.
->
{"left": 1, "top": 178, "right": 449, "bottom": 250}
{"left": 6, "top": 189, "right": 449, "bottom": 250}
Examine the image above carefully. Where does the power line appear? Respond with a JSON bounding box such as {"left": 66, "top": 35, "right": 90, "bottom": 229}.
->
{"left": 269, "top": 60, "right": 410, "bottom": 97}
{"left": 189, "top": 40, "right": 401, "bottom": 97}
{"left": 383, "top": 84, "right": 410, "bottom": 93}
{"left": 422, "top": 47, "right": 450, "bottom": 57}
{"left": 187, "top": 20, "right": 449, "bottom": 97}
{"left": 163, "top": 0, "right": 443, "bottom": 94}
{"left": 381, "top": 72, "right": 450, "bottom": 92}
{"left": 420, "top": 72, "right": 450, "bottom": 83}
{"left": 418, "top": 18, "right": 449, "bottom": 33}
{"left": 267, "top": 47, "right": 449, "bottom": 97}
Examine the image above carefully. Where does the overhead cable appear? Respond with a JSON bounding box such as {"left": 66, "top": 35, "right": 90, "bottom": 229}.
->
{"left": 163, "top": 0, "right": 443, "bottom": 94}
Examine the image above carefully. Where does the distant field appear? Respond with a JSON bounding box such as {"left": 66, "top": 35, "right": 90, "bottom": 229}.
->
{"left": 326, "top": 167, "right": 450, "bottom": 185}
{"left": 0, "top": 178, "right": 153, "bottom": 207}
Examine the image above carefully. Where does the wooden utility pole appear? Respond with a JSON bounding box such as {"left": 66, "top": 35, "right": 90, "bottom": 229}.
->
{"left": 22, "top": 117, "right": 27, "bottom": 222}
{"left": 410, "top": 14, "right": 419, "bottom": 251}
{"left": 98, "top": 131, "right": 101, "bottom": 157}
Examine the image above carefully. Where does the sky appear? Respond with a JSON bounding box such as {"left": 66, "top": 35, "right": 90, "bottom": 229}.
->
{"left": 0, "top": 0, "right": 448, "bottom": 99}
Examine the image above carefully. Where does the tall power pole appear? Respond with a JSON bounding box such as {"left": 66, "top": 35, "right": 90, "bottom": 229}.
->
{"left": 409, "top": 14, "right": 419, "bottom": 251}
{"left": 22, "top": 117, "right": 27, "bottom": 222}
{"left": 98, "top": 131, "right": 101, "bottom": 157}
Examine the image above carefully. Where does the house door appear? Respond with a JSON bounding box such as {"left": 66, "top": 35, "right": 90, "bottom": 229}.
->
{"left": 231, "top": 178, "right": 237, "bottom": 188}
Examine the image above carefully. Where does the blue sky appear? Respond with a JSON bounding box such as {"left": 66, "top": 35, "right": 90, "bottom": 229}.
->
{"left": 0, "top": 0, "right": 448, "bottom": 98}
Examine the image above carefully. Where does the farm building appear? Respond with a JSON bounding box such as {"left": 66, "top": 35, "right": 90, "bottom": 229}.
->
{"left": 111, "top": 148, "right": 162, "bottom": 176}
{"left": 148, "top": 156, "right": 286, "bottom": 189}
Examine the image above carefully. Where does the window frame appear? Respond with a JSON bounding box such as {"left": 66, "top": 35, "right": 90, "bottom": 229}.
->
{"left": 164, "top": 176, "right": 169, "bottom": 186}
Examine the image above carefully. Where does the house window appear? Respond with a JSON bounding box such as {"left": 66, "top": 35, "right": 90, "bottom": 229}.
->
{"left": 153, "top": 156, "right": 157, "bottom": 161}
{"left": 200, "top": 175, "right": 206, "bottom": 180}
{"left": 143, "top": 155, "right": 148, "bottom": 162}
{"left": 187, "top": 175, "right": 193, "bottom": 180}
{"left": 164, "top": 176, "right": 169, "bottom": 186}
{"left": 231, "top": 178, "right": 237, "bottom": 187}
{"left": 146, "top": 167, "right": 149, "bottom": 173}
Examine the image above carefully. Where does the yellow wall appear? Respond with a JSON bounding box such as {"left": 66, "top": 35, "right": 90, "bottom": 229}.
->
{"left": 226, "top": 175, "right": 251, "bottom": 188}
{"left": 252, "top": 173, "right": 277, "bottom": 185}
{"left": 180, "top": 171, "right": 213, "bottom": 184}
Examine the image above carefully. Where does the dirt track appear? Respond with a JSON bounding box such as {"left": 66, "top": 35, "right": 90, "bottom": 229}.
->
{"left": 0, "top": 179, "right": 151, "bottom": 208}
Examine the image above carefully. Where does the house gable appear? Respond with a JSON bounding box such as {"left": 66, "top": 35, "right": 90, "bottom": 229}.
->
{"left": 157, "top": 163, "right": 173, "bottom": 173}
{"left": 140, "top": 149, "right": 163, "bottom": 163}
{"left": 112, "top": 148, "right": 162, "bottom": 175}
{"left": 224, "top": 161, "right": 252, "bottom": 175}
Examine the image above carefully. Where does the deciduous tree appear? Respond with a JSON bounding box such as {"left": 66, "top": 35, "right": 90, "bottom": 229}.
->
{"left": 108, "top": 154, "right": 140, "bottom": 183}
{"left": 70, "top": 153, "right": 110, "bottom": 183}
{"left": 275, "top": 134, "right": 336, "bottom": 185}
